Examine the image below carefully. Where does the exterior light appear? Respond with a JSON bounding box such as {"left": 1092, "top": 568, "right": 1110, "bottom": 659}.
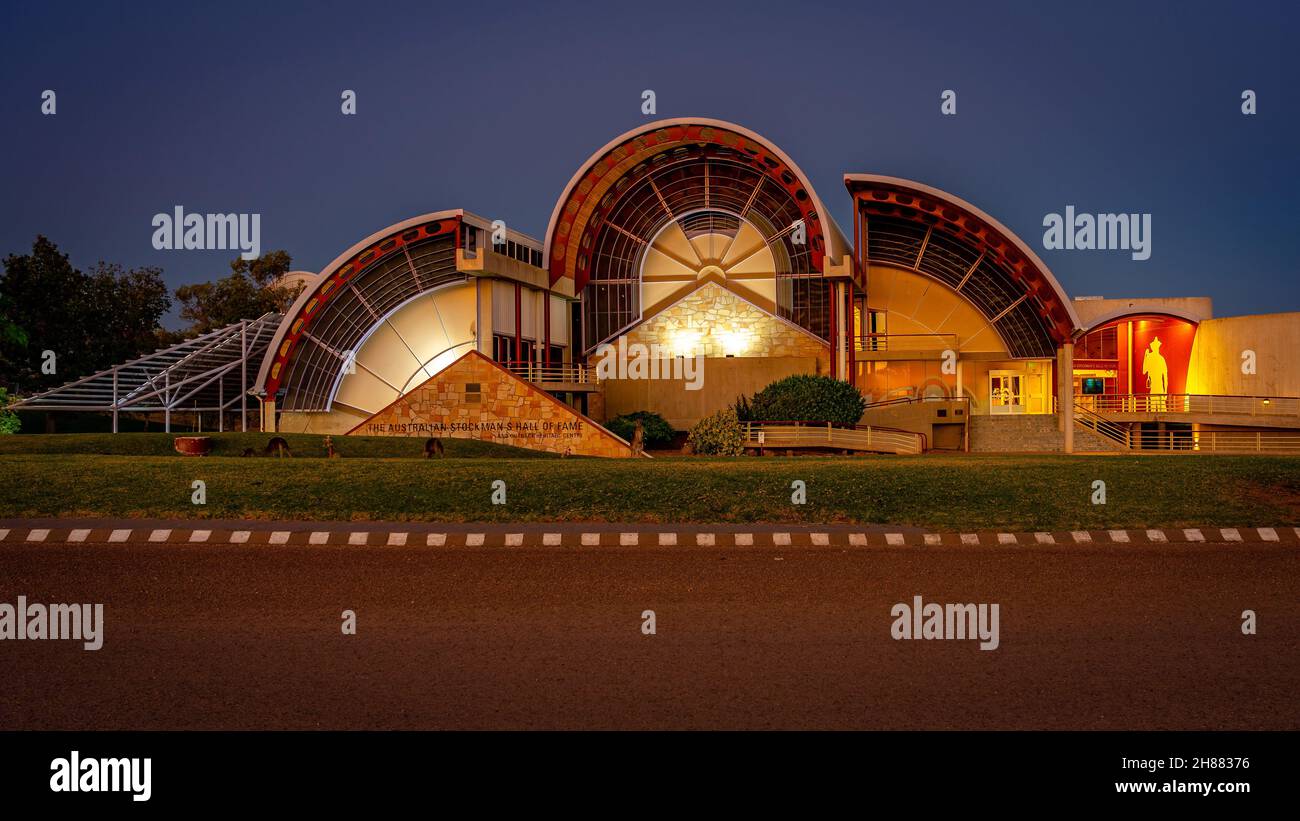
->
{"left": 671, "top": 328, "right": 701, "bottom": 357}
{"left": 718, "top": 327, "right": 751, "bottom": 356}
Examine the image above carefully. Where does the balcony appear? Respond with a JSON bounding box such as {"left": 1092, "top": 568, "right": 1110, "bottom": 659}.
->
{"left": 503, "top": 362, "right": 601, "bottom": 392}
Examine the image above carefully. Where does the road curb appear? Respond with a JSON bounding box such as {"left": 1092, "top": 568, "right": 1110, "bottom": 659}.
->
{"left": 0, "top": 524, "right": 1296, "bottom": 548}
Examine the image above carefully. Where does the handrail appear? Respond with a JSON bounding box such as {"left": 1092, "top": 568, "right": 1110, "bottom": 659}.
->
{"left": 854, "top": 333, "right": 957, "bottom": 352}
{"left": 503, "top": 362, "right": 598, "bottom": 384}
{"left": 742, "top": 421, "right": 925, "bottom": 455}
{"left": 1074, "top": 393, "right": 1300, "bottom": 417}
{"left": 1073, "top": 402, "right": 1300, "bottom": 452}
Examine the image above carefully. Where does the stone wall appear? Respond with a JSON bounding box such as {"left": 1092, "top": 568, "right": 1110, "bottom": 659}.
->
{"left": 350, "top": 351, "right": 635, "bottom": 457}
{"left": 621, "top": 281, "right": 828, "bottom": 361}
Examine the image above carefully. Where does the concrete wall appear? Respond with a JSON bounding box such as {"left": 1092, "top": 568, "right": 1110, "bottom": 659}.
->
{"left": 602, "top": 355, "right": 821, "bottom": 430}
{"left": 1186, "top": 313, "right": 1300, "bottom": 397}
{"left": 1072, "top": 296, "right": 1213, "bottom": 329}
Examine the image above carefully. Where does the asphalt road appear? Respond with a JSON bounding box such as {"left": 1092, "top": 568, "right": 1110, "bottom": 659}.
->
{"left": 2, "top": 540, "right": 1297, "bottom": 730}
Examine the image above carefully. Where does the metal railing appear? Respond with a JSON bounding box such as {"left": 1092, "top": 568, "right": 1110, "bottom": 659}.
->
{"left": 743, "top": 421, "right": 926, "bottom": 455}
{"left": 854, "top": 333, "right": 957, "bottom": 352}
{"left": 1075, "top": 393, "right": 1300, "bottom": 417}
{"left": 1073, "top": 404, "right": 1132, "bottom": 448}
{"left": 503, "top": 362, "right": 598, "bottom": 385}
{"left": 1074, "top": 403, "right": 1300, "bottom": 452}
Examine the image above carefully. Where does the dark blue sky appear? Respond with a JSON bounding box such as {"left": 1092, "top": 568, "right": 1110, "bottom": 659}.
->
{"left": 2, "top": 0, "right": 1295, "bottom": 325}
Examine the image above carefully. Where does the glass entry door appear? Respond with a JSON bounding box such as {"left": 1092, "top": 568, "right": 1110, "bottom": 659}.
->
{"left": 990, "top": 371, "right": 1025, "bottom": 414}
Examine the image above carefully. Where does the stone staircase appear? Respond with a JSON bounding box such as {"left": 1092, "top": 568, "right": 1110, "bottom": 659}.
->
{"left": 970, "top": 414, "right": 1126, "bottom": 452}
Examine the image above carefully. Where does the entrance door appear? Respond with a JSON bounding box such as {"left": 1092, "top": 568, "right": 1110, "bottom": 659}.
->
{"left": 989, "top": 371, "right": 1024, "bottom": 414}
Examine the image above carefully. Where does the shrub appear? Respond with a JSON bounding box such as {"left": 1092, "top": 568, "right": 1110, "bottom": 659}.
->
{"left": 687, "top": 407, "right": 746, "bottom": 456}
{"left": 606, "top": 410, "right": 674, "bottom": 448}
{"left": 749, "top": 374, "right": 865, "bottom": 425}
{"left": 731, "top": 393, "right": 754, "bottom": 422}
{"left": 0, "top": 389, "right": 19, "bottom": 435}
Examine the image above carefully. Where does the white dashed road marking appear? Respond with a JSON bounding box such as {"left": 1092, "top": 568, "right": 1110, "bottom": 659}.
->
{"left": 26, "top": 529, "right": 49, "bottom": 542}
{"left": 885, "top": 533, "right": 905, "bottom": 546}
{"left": 109, "top": 529, "right": 131, "bottom": 543}
{"left": 1184, "top": 529, "right": 1205, "bottom": 542}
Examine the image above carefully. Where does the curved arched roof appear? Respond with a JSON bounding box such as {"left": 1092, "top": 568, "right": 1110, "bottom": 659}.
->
{"left": 846, "top": 174, "right": 1082, "bottom": 358}
{"left": 545, "top": 117, "right": 850, "bottom": 292}
{"left": 256, "top": 211, "right": 467, "bottom": 409}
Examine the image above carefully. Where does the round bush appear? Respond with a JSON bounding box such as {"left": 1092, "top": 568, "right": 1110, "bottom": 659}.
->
{"left": 606, "top": 410, "right": 674, "bottom": 448}
{"left": 687, "top": 407, "right": 745, "bottom": 456}
{"left": 749, "top": 374, "right": 866, "bottom": 425}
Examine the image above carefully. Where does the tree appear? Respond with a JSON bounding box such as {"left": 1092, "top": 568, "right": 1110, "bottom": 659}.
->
{"left": 175, "top": 250, "right": 300, "bottom": 334}
{"left": 0, "top": 236, "right": 172, "bottom": 393}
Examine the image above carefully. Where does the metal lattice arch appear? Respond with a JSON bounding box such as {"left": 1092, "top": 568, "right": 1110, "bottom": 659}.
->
{"left": 254, "top": 211, "right": 504, "bottom": 433}
{"left": 545, "top": 118, "right": 851, "bottom": 351}
{"left": 845, "top": 174, "right": 1081, "bottom": 358}
{"left": 11, "top": 313, "right": 282, "bottom": 431}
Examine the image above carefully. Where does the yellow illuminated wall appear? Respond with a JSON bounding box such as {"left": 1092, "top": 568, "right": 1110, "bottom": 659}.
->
{"left": 865, "top": 265, "right": 1010, "bottom": 353}
{"left": 619, "top": 281, "right": 828, "bottom": 361}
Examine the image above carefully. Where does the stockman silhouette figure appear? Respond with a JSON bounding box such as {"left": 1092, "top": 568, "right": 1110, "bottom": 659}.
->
{"left": 1142, "top": 337, "right": 1169, "bottom": 412}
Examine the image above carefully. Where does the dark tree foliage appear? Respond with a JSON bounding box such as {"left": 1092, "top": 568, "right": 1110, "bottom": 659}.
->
{"left": 174, "top": 250, "right": 300, "bottom": 334}
{"left": 606, "top": 410, "right": 675, "bottom": 448}
{"left": 0, "top": 236, "right": 171, "bottom": 393}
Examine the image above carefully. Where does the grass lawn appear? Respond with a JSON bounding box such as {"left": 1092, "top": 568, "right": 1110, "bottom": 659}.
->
{"left": 0, "top": 434, "right": 1298, "bottom": 528}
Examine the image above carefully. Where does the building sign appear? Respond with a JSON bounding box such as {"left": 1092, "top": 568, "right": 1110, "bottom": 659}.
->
{"left": 348, "top": 351, "right": 637, "bottom": 458}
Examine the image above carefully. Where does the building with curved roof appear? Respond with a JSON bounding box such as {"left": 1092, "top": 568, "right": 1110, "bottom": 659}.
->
{"left": 16, "top": 117, "right": 1300, "bottom": 453}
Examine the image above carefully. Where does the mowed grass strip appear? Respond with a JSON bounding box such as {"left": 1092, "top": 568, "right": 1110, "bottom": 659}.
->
{"left": 1, "top": 451, "right": 1298, "bottom": 528}
{"left": 0, "top": 432, "right": 555, "bottom": 459}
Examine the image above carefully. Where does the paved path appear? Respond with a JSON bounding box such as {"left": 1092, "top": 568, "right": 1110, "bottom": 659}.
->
{"left": 1, "top": 526, "right": 1297, "bottom": 730}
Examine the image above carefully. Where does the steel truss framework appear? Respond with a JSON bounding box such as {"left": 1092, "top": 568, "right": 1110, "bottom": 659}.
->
{"left": 9, "top": 313, "right": 282, "bottom": 431}
{"left": 547, "top": 122, "right": 842, "bottom": 352}
{"left": 262, "top": 218, "right": 464, "bottom": 411}
{"left": 847, "top": 177, "right": 1080, "bottom": 359}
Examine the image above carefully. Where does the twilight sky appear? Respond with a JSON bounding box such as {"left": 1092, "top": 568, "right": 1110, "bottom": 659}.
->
{"left": 1, "top": 0, "right": 1295, "bottom": 325}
